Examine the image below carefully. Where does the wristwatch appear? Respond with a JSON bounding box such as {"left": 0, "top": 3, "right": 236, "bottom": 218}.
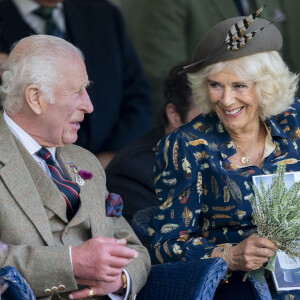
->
{"left": 121, "top": 271, "right": 127, "bottom": 289}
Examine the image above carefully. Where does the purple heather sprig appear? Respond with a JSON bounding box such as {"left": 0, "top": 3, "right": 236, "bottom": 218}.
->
{"left": 78, "top": 170, "right": 93, "bottom": 180}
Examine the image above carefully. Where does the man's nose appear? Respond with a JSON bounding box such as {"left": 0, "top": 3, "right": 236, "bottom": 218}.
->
{"left": 81, "top": 89, "right": 94, "bottom": 113}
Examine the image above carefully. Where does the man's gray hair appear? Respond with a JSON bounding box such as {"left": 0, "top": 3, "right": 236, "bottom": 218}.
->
{"left": 0, "top": 35, "right": 84, "bottom": 114}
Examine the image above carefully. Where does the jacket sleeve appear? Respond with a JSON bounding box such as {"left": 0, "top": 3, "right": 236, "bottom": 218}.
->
{"left": 149, "top": 130, "right": 217, "bottom": 264}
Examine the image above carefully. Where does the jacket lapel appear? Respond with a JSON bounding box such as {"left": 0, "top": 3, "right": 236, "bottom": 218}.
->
{"left": 0, "top": 116, "right": 54, "bottom": 245}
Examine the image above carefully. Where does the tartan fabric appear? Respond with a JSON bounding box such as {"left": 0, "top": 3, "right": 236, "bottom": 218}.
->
{"left": 33, "top": 7, "right": 64, "bottom": 38}
{"left": 105, "top": 192, "right": 123, "bottom": 217}
{"left": 36, "top": 148, "right": 80, "bottom": 220}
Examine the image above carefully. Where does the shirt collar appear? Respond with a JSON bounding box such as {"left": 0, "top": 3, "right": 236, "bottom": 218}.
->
{"left": 3, "top": 111, "right": 56, "bottom": 158}
{"left": 12, "top": 0, "right": 39, "bottom": 15}
{"left": 12, "top": 0, "right": 63, "bottom": 16}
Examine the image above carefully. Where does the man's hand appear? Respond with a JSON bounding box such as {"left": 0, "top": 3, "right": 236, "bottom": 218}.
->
{"left": 69, "top": 236, "right": 137, "bottom": 299}
{"left": 0, "top": 53, "right": 8, "bottom": 77}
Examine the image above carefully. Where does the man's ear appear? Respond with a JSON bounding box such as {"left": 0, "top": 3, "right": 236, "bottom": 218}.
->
{"left": 165, "top": 103, "right": 183, "bottom": 130}
{"left": 25, "top": 85, "right": 43, "bottom": 115}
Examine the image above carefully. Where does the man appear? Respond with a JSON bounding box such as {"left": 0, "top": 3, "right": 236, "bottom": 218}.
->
{"left": 0, "top": 35, "right": 150, "bottom": 300}
{"left": 0, "top": 0, "right": 152, "bottom": 168}
{"left": 106, "top": 63, "right": 201, "bottom": 225}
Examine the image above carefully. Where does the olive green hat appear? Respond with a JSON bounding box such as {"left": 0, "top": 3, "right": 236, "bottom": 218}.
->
{"left": 182, "top": 13, "right": 283, "bottom": 73}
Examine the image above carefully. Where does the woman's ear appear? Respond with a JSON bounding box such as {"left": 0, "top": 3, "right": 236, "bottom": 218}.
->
{"left": 165, "top": 103, "right": 183, "bottom": 131}
{"left": 25, "top": 85, "right": 43, "bottom": 115}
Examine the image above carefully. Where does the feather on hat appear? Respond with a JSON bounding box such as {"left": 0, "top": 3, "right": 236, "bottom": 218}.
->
{"left": 180, "top": 6, "right": 283, "bottom": 74}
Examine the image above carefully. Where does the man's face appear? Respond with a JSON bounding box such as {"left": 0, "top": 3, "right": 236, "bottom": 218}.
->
{"left": 35, "top": 55, "right": 93, "bottom": 147}
{"left": 34, "top": 0, "right": 63, "bottom": 8}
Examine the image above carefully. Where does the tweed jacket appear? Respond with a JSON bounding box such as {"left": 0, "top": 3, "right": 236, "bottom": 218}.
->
{"left": 0, "top": 114, "right": 150, "bottom": 300}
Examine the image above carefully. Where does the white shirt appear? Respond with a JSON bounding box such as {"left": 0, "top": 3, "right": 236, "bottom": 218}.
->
{"left": 12, "top": 0, "right": 66, "bottom": 34}
{"left": 3, "top": 112, "right": 130, "bottom": 300}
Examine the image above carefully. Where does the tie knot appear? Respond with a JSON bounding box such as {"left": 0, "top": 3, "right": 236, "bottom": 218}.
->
{"left": 36, "top": 147, "right": 52, "bottom": 161}
{"left": 33, "top": 6, "right": 55, "bottom": 20}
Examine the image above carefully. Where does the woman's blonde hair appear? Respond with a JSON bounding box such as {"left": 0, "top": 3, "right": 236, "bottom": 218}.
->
{"left": 188, "top": 51, "right": 299, "bottom": 120}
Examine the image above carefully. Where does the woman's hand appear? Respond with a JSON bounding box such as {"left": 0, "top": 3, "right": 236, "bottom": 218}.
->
{"left": 212, "top": 234, "right": 277, "bottom": 271}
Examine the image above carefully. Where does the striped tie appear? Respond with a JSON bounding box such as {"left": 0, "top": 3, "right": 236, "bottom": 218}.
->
{"left": 36, "top": 148, "right": 80, "bottom": 220}
{"left": 33, "top": 7, "right": 64, "bottom": 38}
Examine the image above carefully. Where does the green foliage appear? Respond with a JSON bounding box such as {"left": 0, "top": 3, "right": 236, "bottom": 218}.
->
{"left": 250, "top": 163, "right": 300, "bottom": 257}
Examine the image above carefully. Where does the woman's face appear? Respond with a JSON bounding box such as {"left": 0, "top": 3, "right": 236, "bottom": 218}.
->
{"left": 207, "top": 69, "right": 260, "bottom": 135}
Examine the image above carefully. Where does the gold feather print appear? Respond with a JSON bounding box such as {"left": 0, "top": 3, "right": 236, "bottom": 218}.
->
{"left": 163, "top": 241, "right": 172, "bottom": 258}
{"left": 182, "top": 156, "right": 192, "bottom": 179}
{"left": 173, "top": 244, "right": 182, "bottom": 255}
{"left": 172, "top": 140, "right": 179, "bottom": 170}
{"left": 193, "top": 238, "right": 203, "bottom": 246}
{"left": 223, "top": 186, "right": 230, "bottom": 202}
{"left": 236, "top": 210, "right": 246, "bottom": 220}
{"left": 182, "top": 206, "right": 193, "bottom": 227}
{"left": 177, "top": 234, "right": 189, "bottom": 242}
{"left": 188, "top": 138, "right": 208, "bottom": 146}
{"left": 279, "top": 119, "right": 288, "bottom": 125}
{"left": 170, "top": 209, "right": 174, "bottom": 219}
{"left": 154, "top": 215, "right": 165, "bottom": 221}
{"left": 217, "top": 122, "right": 224, "bottom": 133}
{"left": 244, "top": 181, "right": 250, "bottom": 191}
{"left": 238, "top": 230, "right": 244, "bottom": 236}
{"left": 203, "top": 217, "right": 209, "bottom": 231}
{"left": 164, "top": 138, "right": 170, "bottom": 168}
{"left": 197, "top": 172, "right": 203, "bottom": 200}
{"left": 212, "top": 205, "right": 235, "bottom": 212}
{"left": 155, "top": 246, "right": 164, "bottom": 264}
{"left": 295, "top": 128, "right": 300, "bottom": 138}
{"left": 273, "top": 152, "right": 289, "bottom": 161}
{"left": 209, "top": 237, "right": 216, "bottom": 244}
{"left": 147, "top": 227, "right": 155, "bottom": 236}
{"left": 201, "top": 203, "right": 209, "bottom": 213}
{"left": 200, "top": 163, "right": 209, "bottom": 170}
{"left": 193, "top": 151, "right": 209, "bottom": 161}
{"left": 276, "top": 159, "right": 299, "bottom": 165}
{"left": 154, "top": 173, "right": 161, "bottom": 185}
{"left": 162, "top": 178, "right": 177, "bottom": 186}
{"left": 178, "top": 188, "right": 190, "bottom": 204}
{"left": 193, "top": 122, "right": 207, "bottom": 132}
{"left": 212, "top": 214, "right": 231, "bottom": 219}
{"left": 162, "top": 171, "right": 171, "bottom": 177}
{"left": 283, "top": 126, "right": 291, "bottom": 133}
{"left": 192, "top": 218, "right": 196, "bottom": 226}
{"left": 160, "top": 189, "right": 174, "bottom": 209}
{"left": 161, "top": 223, "right": 179, "bottom": 234}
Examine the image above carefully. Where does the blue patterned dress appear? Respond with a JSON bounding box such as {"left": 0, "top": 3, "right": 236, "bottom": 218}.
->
{"left": 150, "top": 99, "right": 300, "bottom": 265}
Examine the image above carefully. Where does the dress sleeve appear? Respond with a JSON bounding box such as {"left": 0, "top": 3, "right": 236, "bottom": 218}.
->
{"left": 149, "top": 130, "right": 216, "bottom": 264}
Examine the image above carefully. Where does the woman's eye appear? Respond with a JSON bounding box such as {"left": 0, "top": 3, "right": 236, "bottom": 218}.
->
{"left": 208, "top": 81, "right": 221, "bottom": 88}
{"left": 234, "top": 84, "right": 247, "bottom": 89}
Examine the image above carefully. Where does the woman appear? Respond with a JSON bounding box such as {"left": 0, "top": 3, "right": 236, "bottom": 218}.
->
{"left": 149, "top": 12, "right": 300, "bottom": 299}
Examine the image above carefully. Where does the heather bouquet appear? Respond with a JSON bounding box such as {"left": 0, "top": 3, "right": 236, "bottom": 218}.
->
{"left": 245, "top": 164, "right": 300, "bottom": 283}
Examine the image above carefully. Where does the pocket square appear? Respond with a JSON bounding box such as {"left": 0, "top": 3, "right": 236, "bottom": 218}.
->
{"left": 105, "top": 193, "right": 123, "bottom": 218}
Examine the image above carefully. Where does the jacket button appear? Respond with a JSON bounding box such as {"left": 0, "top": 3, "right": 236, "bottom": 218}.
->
{"left": 44, "top": 289, "right": 51, "bottom": 295}
{"left": 58, "top": 285, "right": 66, "bottom": 291}
{"left": 51, "top": 286, "right": 58, "bottom": 293}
